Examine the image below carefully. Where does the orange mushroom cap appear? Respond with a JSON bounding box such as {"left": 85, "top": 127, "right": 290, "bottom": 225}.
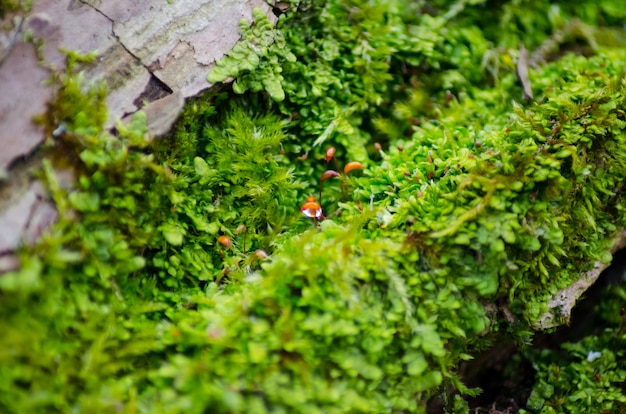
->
{"left": 344, "top": 161, "right": 364, "bottom": 175}
{"left": 321, "top": 169, "right": 340, "bottom": 182}
{"left": 325, "top": 146, "right": 336, "bottom": 162}
{"left": 301, "top": 196, "right": 323, "bottom": 218}
{"left": 217, "top": 235, "right": 231, "bottom": 248}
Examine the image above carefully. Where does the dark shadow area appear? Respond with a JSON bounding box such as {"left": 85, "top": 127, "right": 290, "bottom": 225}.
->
{"left": 446, "top": 248, "right": 626, "bottom": 413}
{"left": 133, "top": 74, "right": 173, "bottom": 108}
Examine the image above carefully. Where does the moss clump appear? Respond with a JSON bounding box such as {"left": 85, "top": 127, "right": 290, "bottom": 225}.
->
{"left": 2, "top": 0, "right": 626, "bottom": 413}
{"left": 513, "top": 280, "right": 626, "bottom": 414}
{"left": 0, "top": 0, "right": 30, "bottom": 18}
{"left": 521, "top": 328, "right": 626, "bottom": 413}
{"left": 207, "top": 8, "right": 296, "bottom": 102}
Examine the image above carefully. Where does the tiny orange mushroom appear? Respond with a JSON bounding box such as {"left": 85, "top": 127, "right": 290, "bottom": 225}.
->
{"left": 319, "top": 169, "right": 340, "bottom": 203}
{"left": 217, "top": 235, "right": 231, "bottom": 248}
{"left": 325, "top": 146, "right": 336, "bottom": 162}
{"left": 321, "top": 170, "right": 340, "bottom": 182}
{"left": 344, "top": 161, "right": 364, "bottom": 175}
{"left": 249, "top": 249, "right": 269, "bottom": 267}
{"left": 301, "top": 196, "right": 323, "bottom": 219}
{"left": 325, "top": 146, "right": 341, "bottom": 171}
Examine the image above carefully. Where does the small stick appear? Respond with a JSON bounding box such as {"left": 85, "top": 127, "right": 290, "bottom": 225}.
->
{"left": 517, "top": 45, "right": 533, "bottom": 102}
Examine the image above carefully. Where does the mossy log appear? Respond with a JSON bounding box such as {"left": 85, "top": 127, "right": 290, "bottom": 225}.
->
{"left": 2, "top": 0, "right": 626, "bottom": 413}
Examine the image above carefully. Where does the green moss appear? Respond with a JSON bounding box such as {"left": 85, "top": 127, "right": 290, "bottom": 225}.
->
{"left": 0, "top": 0, "right": 30, "bottom": 18}
{"left": 2, "top": 0, "right": 626, "bottom": 412}
{"left": 207, "top": 8, "right": 296, "bottom": 102}
{"left": 517, "top": 282, "right": 626, "bottom": 413}
{"left": 520, "top": 329, "right": 626, "bottom": 413}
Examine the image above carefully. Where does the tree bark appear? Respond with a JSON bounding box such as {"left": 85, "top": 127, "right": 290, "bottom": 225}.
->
{"left": 0, "top": 0, "right": 275, "bottom": 265}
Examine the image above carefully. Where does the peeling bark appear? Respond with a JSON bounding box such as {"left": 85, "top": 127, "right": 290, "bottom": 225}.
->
{"left": 0, "top": 0, "right": 274, "bottom": 171}
{"left": 533, "top": 230, "right": 626, "bottom": 330}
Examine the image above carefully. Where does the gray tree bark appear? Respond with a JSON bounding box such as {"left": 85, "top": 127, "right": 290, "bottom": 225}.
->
{"left": 0, "top": 0, "right": 275, "bottom": 268}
